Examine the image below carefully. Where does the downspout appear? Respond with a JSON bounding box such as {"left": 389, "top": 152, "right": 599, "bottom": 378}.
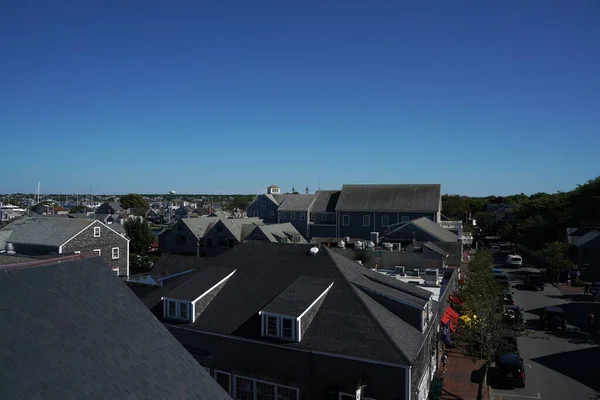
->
{"left": 406, "top": 365, "right": 412, "bottom": 400}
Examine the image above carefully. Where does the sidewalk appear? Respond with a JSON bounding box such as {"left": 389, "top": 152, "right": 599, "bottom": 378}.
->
{"left": 554, "top": 282, "right": 598, "bottom": 302}
{"left": 438, "top": 348, "right": 489, "bottom": 400}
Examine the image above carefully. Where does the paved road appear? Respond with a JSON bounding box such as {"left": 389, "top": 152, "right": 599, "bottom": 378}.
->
{"left": 489, "top": 252, "right": 600, "bottom": 400}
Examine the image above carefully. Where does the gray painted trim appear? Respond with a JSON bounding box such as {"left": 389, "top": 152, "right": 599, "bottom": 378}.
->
{"left": 167, "top": 324, "right": 410, "bottom": 369}
{"left": 406, "top": 365, "right": 412, "bottom": 400}
{"left": 336, "top": 209, "right": 439, "bottom": 213}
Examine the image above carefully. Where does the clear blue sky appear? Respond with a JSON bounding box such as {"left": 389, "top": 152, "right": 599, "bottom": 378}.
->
{"left": 1, "top": 1, "right": 598, "bottom": 196}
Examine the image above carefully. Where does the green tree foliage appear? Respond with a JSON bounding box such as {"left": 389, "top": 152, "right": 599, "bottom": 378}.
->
{"left": 119, "top": 193, "right": 149, "bottom": 214}
{"left": 456, "top": 250, "right": 508, "bottom": 363}
{"left": 124, "top": 217, "right": 153, "bottom": 255}
{"left": 223, "top": 195, "right": 254, "bottom": 212}
{"left": 539, "top": 241, "right": 573, "bottom": 282}
{"left": 69, "top": 205, "right": 86, "bottom": 214}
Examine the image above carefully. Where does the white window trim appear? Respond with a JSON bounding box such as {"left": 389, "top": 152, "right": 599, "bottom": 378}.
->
{"left": 164, "top": 298, "right": 192, "bottom": 321}
{"left": 93, "top": 249, "right": 101, "bottom": 256}
{"left": 180, "top": 302, "right": 189, "bottom": 320}
{"left": 233, "top": 374, "right": 299, "bottom": 400}
{"left": 93, "top": 226, "right": 101, "bottom": 237}
{"left": 253, "top": 210, "right": 259, "bottom": 217}
{"left": 381, "top": 215, "right": 389, "bottom": 227}
{"left": 111, "top": 247, "right": 119, "bottom": 259}
{"left": 342, "top": 215, "right": 349, "bottom": 226}
{"left": 363, "top": 215, "right": 370, "bottom": 227}
{"left": 214, "top": 370, "right": 232, "bottom": 395}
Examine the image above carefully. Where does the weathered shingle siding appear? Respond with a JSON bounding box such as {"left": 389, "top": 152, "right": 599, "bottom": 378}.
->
{"left": 410, "top": 325, "right": 439, "bottom": 400}
{"left": 309, "top": 212, "right": 336, "bottom": 224}
{"left": 247, "top": 195, "right": 278, "bottom": 223}
{"left": 244, "top": 227, "right": 269, "bottom": 242}
{"left": 299, "top": 295, "right": 326, "bottom": 339}
{"left": 422, "top": 247, "right": 445, "bottom": 262}
{"left": 168, "top": 327, "right": 408, "bottom": 400}
{"left": 201, "top": 225, "right": 238, "bottom": 256}
{"left": 61, "top": 221, "right": 128, "bottom": 276}
{"left": 160, "top": 221, "right": 201, "bottom": 256}
{"left": 338, "top": 212, "right": 437, "bottom": 240}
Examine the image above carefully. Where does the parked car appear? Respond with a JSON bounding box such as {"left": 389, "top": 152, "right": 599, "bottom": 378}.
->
{"left": 495, "top": 353, "right": 526, "bottom": 388}
{"left": 492, "top": 268, "right": 504, "bottom": 275}
{"left": 492, "top": 245, "right": 501, "bottom": 252}
{"left": 503, "top": 305, "right": 525, "bottom": 330}
{"left": 505, "top": 254, "right": 523, "bottom": 268}
{"left": 539, "top": 306, "right": 567, "bottom": 331}
{"left": 524, "top": 273, "right": 544, "bottom": 291}
{"left": 503, "top": 290, "right": 515, "bottom": 305}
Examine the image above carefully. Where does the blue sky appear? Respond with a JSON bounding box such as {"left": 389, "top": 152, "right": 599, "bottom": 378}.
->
{"left": 1, "top": 1, "right": 598, "bottom": 196}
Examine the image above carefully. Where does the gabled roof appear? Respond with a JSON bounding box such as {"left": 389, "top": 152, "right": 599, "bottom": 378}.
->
{"left": 247, "top": 223, "right": 307, "bottom": 243}
{"left": 335, "top": 184, "right": 441, "bottom": 212}
{"left": 180, "top": 217, "right": 221, "bottom": 239}
{"left": 7, "top": 217, "right": 94, "bottom": 247}
{"left": 273, "top": 194, "right": 289, "bottom": 204}
{"left": 0, "top": 255, "right": 231, "bottom": 400}
{"left": 277, "top": 194, "right": 315, "bottom": 211}
{"left": 309, "top": 190, "right": 341, "bottom": 213}
{"left": 161, "top": 242, "right": 434, "bottom": 365}
{"left": 572, "top": 230, "right": 600, "bottom": 247}
{"left": 262, "top": 276, "right": 333, "bottom": 317}
{"left": 423, "top": 241, "right": 449, "bottom": 257}
{"left": 393, "top": 217, "right": 459, "bottom": 242}
{"left": 216, "top": 217, "right": 264, "bottom": 241}
{"left": 165, "top": 266, "right": 237, "bottom": 301}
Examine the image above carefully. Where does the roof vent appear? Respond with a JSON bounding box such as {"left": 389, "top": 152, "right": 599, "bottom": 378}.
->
{"left": 308, "top": 246, "right": 319, "bottom": 256}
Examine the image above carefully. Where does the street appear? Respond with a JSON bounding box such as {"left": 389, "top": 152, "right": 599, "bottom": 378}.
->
{"left": 489, "top": 252, "right": 600, "bottom": 400}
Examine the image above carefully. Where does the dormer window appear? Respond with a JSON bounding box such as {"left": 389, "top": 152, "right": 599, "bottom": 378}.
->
{"left": 260, "top": 276, "right": 333, "bottom": 342}
{"left": 162, "top": 267, "right": 236, "bottom": 323}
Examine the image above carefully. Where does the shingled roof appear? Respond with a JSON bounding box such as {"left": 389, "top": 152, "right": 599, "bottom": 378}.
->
{"left": 7, "top": 217, "right": 94, "bottom": 247}
{"left": 0, "top": 255, "right": 231, "bottom": 400}
{"left": 277, "top": 194, "right": 315, "bottom": 211}
{"left": 162, "top": 242, "right": 435, "bottom": 365}
{"left": 309, "top": 190, "right": 341, "bottom": 213}
{"left": 335, "top": 184, "right": 441, "bottom": 212}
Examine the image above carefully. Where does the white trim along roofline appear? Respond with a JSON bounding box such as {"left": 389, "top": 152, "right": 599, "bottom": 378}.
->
{"left": 191, "top": 269, "right": 237, "bottom": 304}
{"left": 297, "top": 282, "right": 334, "bottom": 320}
{"left": 58, "top": 220, "right": 130, "bottom": 253}
{"left": 167, "top": 323, "right": 410, "bottom": 370}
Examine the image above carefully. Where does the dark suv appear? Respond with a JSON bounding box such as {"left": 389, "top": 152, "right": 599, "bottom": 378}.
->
{"left": 524, "top": 273, "right": 544, "bottom": 291}
{"left": 539, "top": 306, "right": 567, "bottom": 331}
{"left": 495, "top": 353, "right": 526, "bottom": 388}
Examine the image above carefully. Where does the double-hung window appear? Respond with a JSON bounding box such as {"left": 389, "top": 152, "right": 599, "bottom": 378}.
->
{"left": 266, "top": 316, "right": 278, "bottom": 337}
{"left": 363, "top": 215, "right": 370, "bottom": 227}
{"left": 342, "top": 215, "right": 349, "bottom": 226}
{"left": 381, "top": 215, "right": 389, "bottom": 227}
{"left": 93, "top": 227, "right": 101, "bottom": 237}
{"left": 112, "top": 247, "right": 119, "bottom": 259}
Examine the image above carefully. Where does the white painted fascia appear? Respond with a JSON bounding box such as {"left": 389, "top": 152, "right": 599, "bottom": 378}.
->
{"left": 58, "top": 220, "right": 95, "bottom": 253}
{"left": 406, "top": 365, "right": 412, "bottom": 400}
{"left": 297, "top": 282, "right": 334, "bottom": 320}
{"left": 190, "top": 269, "right": 237, "bottom": 304}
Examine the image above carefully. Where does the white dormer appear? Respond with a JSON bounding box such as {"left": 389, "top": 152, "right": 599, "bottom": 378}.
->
{"left": 267, "top": 185, "right": 280, "bottom": 195}
{"left": 162, "top": 267, "right": 236, "bottom": 323}
{"left": 259, "top": 276, "right": 333, "bottom": 342}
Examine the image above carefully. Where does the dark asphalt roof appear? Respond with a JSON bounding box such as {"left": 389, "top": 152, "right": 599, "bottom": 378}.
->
{"left": 309, "top": 190, "right": 341, "bottom": 213}
{"left": 423, "top": 241, "right": 450, "bottom": 257}
{"left": 0, "top": 255, "right": 231, "bottom": 400}
{"left": 335, "top": 184, "right": 441, "bottom": 212}
{"left": 163, "top": 242, "right": 434, "bottom": 365}
{"left": 262, "top": 276, "right": 334, "bottom": 317}
{"left": 165, "top": 266, "right": 237, "bottom": 301}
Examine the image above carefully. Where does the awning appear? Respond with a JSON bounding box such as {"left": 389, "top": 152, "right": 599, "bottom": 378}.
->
{"left": 441, "top": 306, "right": 459, "bottom": 332}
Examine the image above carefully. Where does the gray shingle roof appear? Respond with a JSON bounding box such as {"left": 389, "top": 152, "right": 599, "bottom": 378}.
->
{"left": 335, "top": 184, "right": 441, "bottom": 212}
{"left": 272, "top": 194, "right": 289, "bottom": 204}
{"left": 181, "top": 217, "right": 221, "bottom": 239}
{"left": 423, "top": 241, "right": 449, "bottom": 257}
{"left": 277, "top": 194, "right": 315, "bottom": 211}
{"left": 248, "top": 223, "right": 307, "bottom": 243}
{"left": 218, "top": 218, "right": 264, "bottom": 241}
{"left": 262, "top": 276, "right": 333, "bottom": 317}
{"left": 399, "top": 217, "right": 459, "bottom": 242}
{"left": 166, "top": 266, "right": 237, "bottom": 301}
{"left": 7, "top": 217, "right": 94, "bottom": 247}
{"left": 0, "top": 255, "right": 231, "bottom": 400}
{"left": 572, "top": 230, "right": 600, "bottom": 247}
{"left": 161, "top": 242, "right": 433, "bottom": 365}
{"left": 309, "top": 190, "right": 341, "bottom": 213}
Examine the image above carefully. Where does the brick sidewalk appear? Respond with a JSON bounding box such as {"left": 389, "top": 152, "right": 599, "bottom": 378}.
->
{"left": 438, "top": 348, "right": 489, "bottom": 400}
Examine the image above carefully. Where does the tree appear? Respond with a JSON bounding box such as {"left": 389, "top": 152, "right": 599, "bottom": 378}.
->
{"left": 539, "top": 241, "right": 573, "bottom": 282}
{"left": 124, "top": 217, "right": 153, "bottom": 255}
{"left": 456, "top": 250, "right": 509, "bottom": 364}
{"left": 119, "top": 194, "right": 149, "bottom": 214}
{"left": 442, "top": 195, "right": 468, "bottom": 220}
{"left": 69, "top": 205, "right": 86, "bottom": 214}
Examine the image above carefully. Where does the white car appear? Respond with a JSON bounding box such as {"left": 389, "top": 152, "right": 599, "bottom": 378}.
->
{"left": 506, "top": 254, "right": 523, "bottom": 268}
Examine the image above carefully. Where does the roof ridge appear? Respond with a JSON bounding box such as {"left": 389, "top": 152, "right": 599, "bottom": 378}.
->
{"left": 324, "top": 247, "right": 410, "bottom": 364}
